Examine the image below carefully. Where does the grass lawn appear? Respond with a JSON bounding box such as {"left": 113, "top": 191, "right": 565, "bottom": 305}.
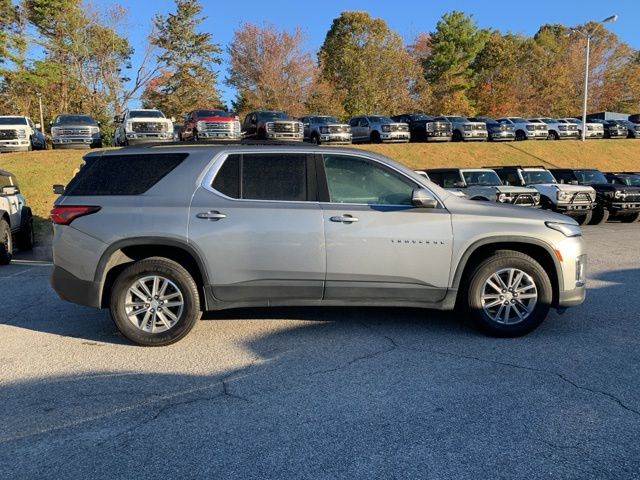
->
{"left": 1, "top": 140, "right": 639, "bottom": 243}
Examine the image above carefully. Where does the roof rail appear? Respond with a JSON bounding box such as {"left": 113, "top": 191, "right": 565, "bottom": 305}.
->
{"left": 117, "top": 139, "right": 315, "bottom": 149}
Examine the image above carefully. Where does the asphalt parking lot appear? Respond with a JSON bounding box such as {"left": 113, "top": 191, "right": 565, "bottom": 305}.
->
{"left": 1, "top": 224, "right": 639, "bottom": 479}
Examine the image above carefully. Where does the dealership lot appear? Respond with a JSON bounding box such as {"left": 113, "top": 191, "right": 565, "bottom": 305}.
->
{"left": 1, "top": 224, "right": 639, "bottom": 479}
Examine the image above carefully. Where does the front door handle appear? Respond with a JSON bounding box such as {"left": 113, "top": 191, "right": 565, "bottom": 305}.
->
{"left": 330, "top": 214, "right": 359, "bottom": 223}
{"left": 196, "top": 210, "right": 227, "bottom": 221}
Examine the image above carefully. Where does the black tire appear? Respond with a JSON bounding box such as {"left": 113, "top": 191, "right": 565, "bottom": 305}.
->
{"left": 619, "top": 212, "right": 640, "bottom": 223}
{"left": 0, "top": 219, "right": 12, "bottom": 265}
{"left": 515, "top": 130, "right": 526, "bottom": 141}
{"left": 193, "top": 130, "right": 199, "bottom": 142}
{"left": 370, "top": 131, "right": 381, "bottom": 143}
{"left": 465, "top": 250, "right": 552, "bottom": 337}
{"left": 589, "top": 206, "right": 610, "bottom": 225}
{"left": 311, "top": 133, "right": 320, "bottom": 145}
{"left": 549, "top": 131, "right": 559, "bottom": 140}
{"left": 16, "top": 214, "right": 34, "bottom": 251}
{"left": 27, "top": 143, "right": 33, "bottom": 151}
{"left": 109, "top": 257, "right": 202, "bottom": 346}
{"left": 452, "top": 130, "right": 463, "bottom": 142}
{"left": 574, "top": 211, "right": 592, "bottom": 226}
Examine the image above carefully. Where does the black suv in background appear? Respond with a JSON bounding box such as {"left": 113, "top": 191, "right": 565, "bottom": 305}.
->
{"left": 604, "top": 172, "right": 640, "bottom": 187}
{"left": 242, "top": 111, "right": 303, "bottom": 141}
{"left": 390, "top": 113, "right": 452, "bottom": 142}
{"left": 593, "top": 120, "right": 628, "bottom": 139}
{"left": 469, "top": 117, "right": 515, "bottom": 142}
{"left": 550, "top": 168, "right": 640, "bottom": 224}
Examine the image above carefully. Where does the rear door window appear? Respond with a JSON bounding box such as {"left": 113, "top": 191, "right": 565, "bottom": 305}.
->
{"left": 64, "top": 153, "right": 187, "bottom": 196}
{"left": 211, "top": 153, "right": 312, "bottom": 202}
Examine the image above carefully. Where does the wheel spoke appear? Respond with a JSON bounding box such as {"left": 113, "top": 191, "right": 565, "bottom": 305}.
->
{"left": 484, "top": 298, "right": 503, "bottom": 309}
{"left": 140, "top": 310, "right": 151, "bottom": 330}
{"left": 517, "top": 284, "right": 536, "bottom": 293}
{"left": 511, "top": 271, "right": 524, "bottom": 290}
{"left": 512, "top": 303, "right": 525, "bottom": 320}
{"left": 158, "top": 279, "right": 169, "bottom": 297}
{"left": 152, "top": 276, "right": 159, "bottom": 296}
{"left": 129, "top": 287, "right": 148, "bottom": 302}
{"left": 518, "top": 293, "right": 537, "bottom": 300}
{"left": 137, "top": 280, "right": 153, "bottom": 298}
{"left": 156, "top": 311, "right": 172, "bottom": 330}
{"left": 493, "top": 273, "right": 508, "bottom": 290}
{"left": 486, "top": 278, "right": 503, "bottom": 293}
{"left": 494, "top": 304, "right": 505, "bottom": 322}
{"left": 162, "top": 291, "right": 181, "bottom": 301}
{"left": 163, "top": 301, "right": 183, "bottom": 309}
{"left": 503, "top": 304, "right": 512, "bottom": 323}
{"left": 507, "top": 269, "right": 514, "bottom": 289}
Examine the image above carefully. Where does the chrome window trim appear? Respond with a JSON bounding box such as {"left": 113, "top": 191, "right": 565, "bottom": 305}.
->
{"left": 199, "top": 149, "right": 446, "bottom": 208}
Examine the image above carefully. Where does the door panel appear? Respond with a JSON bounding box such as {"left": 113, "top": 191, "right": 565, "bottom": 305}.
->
{"left": 322, "top": 205, "right": 452, "bottom": 302}
{"left": 319, "top": 153, "right": 453, "bottom": 302}
{"left": 189, "top": 153, "right": 325, "bottom": 302}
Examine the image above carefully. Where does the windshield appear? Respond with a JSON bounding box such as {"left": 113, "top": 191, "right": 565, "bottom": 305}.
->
{"left": 565, "top": 118, "right": 580, "bottom": 124}
{"left": 462, "top": 170, "right": 503, "bottom": 186}
{"left": 195, "top": 110, "right": 227, "bottom": 117}
{"left": 313, "top": 116, "right": 338, "bottom": 124}
{"left": 259, "top": 111, "right": 287, "bottom": 120}
{"left": 542, "top": 118, "right": 555, "bottom": 123}
{"left": 618, "top": 175, "right": 640, "bottom": 186}
{"left": 575, "top": 170, "right": 608, "bottom": 185}
{"left": 521, "top": 170, "right": 556, "bottom": 185}
{"left": 54, "top": 115, "right": 96, "bottom": 125}
{"left": 411, "top": 114, "right": 432, "bottom": 121}
{"left": 369, "top": 116, "right": 393, "bottom": 123}
{"left": 0, "top": 117, "right": 27, "bottom": 125}
{"left": 129, "top": 110, "right": 165, "bottom": 118}
{"left": 448, "top": 116, "right": 468, "bottom": 122}
{"left": 510, "top": 117, "right": 527, "bottom": 123}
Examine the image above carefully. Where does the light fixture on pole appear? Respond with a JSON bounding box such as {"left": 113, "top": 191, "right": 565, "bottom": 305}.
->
{"left": 36, "top": 92, "right": 45, "bottom": 135}
{"left": 571, "top": 15, "right": 617, "bottom": 142}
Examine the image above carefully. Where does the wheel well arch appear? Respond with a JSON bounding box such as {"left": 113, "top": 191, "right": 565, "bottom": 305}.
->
{"left": 98, "top": 240, "right": 209, "bottom": 309}
{"left": 453, "top": 240, "right": 561, "bottom": 307}
{"left": 0, "top": 210, "right": 9, "bottom": 226}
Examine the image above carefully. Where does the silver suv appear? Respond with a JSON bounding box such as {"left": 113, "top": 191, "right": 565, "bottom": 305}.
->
{"left": 50, "top": 146, "right": 586, "bottom": 345}
{"left": 348, "top": 115, "right": 409, "bottom": 143}
{"left": 0, "top": 169, "right": 34, "bottom": 264}
{"left": 299, "top": 115, "right": 351, "bottom": 144}
{"left": 424, "top": 168, "right": 540, "bottom": 207}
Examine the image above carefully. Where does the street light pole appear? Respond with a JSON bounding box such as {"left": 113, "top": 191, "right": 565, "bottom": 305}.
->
{"left": 36, "top": 93, "right": 45, "bottom": 135}
{"left": 573, "top": 15, "right": 617, "bottom": 142}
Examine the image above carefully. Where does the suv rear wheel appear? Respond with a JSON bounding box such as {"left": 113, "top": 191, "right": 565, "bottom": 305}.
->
{"left": 0, "top": 219, "right": 12, "bottom": 265}
{"left": 109, "top": 257, "right": 202, "bottom": 346}
{"left": 465, "top": 251, "right": 552, "bottom": 337}
{"left": 619, "top": 212, "right": 640, "bottom": 223}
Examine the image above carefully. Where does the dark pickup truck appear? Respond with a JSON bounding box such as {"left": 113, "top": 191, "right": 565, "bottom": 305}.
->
{"left": 390, "top": 113, "right": 452, "bottom": 142}
{"left": 551, "top": 168, "right": 640, "bottom": 224}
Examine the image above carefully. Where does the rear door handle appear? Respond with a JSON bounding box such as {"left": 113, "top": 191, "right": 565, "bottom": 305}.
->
{"left": 196, "top": 210, "right": 227, "bottom": 221}
{"left": 330, "top": 214, "right": 359, "bottom": 223}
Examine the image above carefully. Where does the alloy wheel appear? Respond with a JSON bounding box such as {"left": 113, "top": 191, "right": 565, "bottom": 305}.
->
{"left": 125, "top": 275, "right": 184, "bottom": 333}
{"left": 481, "top": 268, "right": 538, "bottom": 325}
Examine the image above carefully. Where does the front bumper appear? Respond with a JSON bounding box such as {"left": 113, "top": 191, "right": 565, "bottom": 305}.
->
{"left": 489, "top": 131, "right": 515, "bottom": 141}
{"left": 51, "top": 265, "right": 101, "bottom": 308}
{"left": 319, "top": 133, "right": 352, "bottom": 144}
{"left": 461, "top": 131, "right": 487, "bottom": 141}
{"left": 558, "top": 285, "right": 586, "bottom": 308}
{"left": 52, "top": 136, "right": 100, "bottom": 148}
{"left": 526, "top": 130, "right": 548, "bottom": 139}
{"left": 0, "top": 140, "right": 30, "bottom": 152}
{"left": 584, "top": 131, "right": 604, "bottom": 138}
{"left": 558, "top": 131, "right": 580, "bottom": 139}
{"left": 381, "top": 132, "right": 410, "bottom": 142}
{"left": 198, "top": 131, "right": 242, "bottom": 140}
{"left": 608, "top": 200, "right": 640, "bottom": 212}
{"left": 554, "top": 237, "right": 586, "bottom": 308}
{"left": 556, "top": 202, "right": 595, "bottom": 214}
{"left": 126, "top": 132, "right": 172, "bottom": 143}
{"left": 266, "top": 132, "right": 303, "bottom": 141}
{"left": 425, "top": 132, "right": 452, "bottom": 142}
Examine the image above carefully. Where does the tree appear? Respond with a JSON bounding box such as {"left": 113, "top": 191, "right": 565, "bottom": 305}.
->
{"left": 226, "top": 23, "right": 316, "bottom": 116}
{"left": 423, "top": 11, "right": 489, "bottom": 115}
{"left": 141, "top": 0, "right": 222, "bottom": 118}
{"left": 318, "top": 11, "right": 427, "bottom": 117}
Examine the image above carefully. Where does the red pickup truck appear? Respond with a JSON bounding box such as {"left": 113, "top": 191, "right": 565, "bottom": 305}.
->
{"left": 180, "top": 109, "right": 242, "bottom": 141}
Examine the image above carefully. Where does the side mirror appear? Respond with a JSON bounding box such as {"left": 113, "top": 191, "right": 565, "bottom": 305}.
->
{"left": 49, "top": 120, "right": 53, "bottom": 126}
{"left": 113, "top": 115, "right": 121, "bottom": 123}
{"left": 35, "top": 123, "right": 41, "bottom": 129}
{"left": 569, "top": 180, "right": 579, "bottom": 185}
{"left": 97, "top": 121, "right": 101, "bottom": 126}
{"left": 1, "top": 186, "right": 19, "bottom": 195}
{"left": 52, "top": 184, "right": 65, "bottom": 195}
{"left": 412, "top": 189, "right": 438, "bottom": 208}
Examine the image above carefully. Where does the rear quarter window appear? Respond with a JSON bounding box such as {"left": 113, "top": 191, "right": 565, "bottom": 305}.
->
{"left": 64, "top": 153, "right": 187, "bottom": 196}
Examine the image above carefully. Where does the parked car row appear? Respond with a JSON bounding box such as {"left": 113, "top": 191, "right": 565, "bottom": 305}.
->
{"left": 417, "top": 166, "right": 640, "bottom": 225}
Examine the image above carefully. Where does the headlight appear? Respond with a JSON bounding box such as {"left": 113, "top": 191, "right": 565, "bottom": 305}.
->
{"left": 17, "top": 129, "right": 27, "bottom": 138}
{"left": 557, "top": 190, "right": 572, "bottom": 202}
{"left": 90, "top": 126, "right": 99, "bottom": 134}
{"left": 382, "top": 125, "right": 391, "bottom": 132}
{"left": 197, "top": 120, "right": 206, "bottom": 130}
{"left": 233, "top": 121, "right": 241, "bottom": 132}
{"left": 320, "top": 126, "right": 329, "bottom": 134}
{"left": 614, "top": 190, "right": 624, "bottom": 199}
{"left": 463, "top": 124, "right": 472, "bottom": 131}
{"left": 266, "top": 122, "right": 274, "bottom": 131}
{"left": 426, "top": 123, "right": 434, "bottom": 132}
{"left": 126, "top": 121, "right": 133, "bottom": 131}
{"left": 545, "top": 221, "right": 582, "bottom": 237}
{"left": 497, "top": 193, "right": 509, "bottom": 202}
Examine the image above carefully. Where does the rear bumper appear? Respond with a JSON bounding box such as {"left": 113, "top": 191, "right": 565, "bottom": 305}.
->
{"left": 51, "top": 265, "right": 101, "bottom": 308}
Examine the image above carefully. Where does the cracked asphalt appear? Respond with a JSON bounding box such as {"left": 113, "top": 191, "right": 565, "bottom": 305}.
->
{"left": 1, "top": 224, "right": 639, "bottom": 479}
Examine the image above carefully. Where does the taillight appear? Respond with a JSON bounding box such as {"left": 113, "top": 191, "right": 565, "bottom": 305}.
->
{"left": 50, "top": 205, "right": 101, "bottom": 225}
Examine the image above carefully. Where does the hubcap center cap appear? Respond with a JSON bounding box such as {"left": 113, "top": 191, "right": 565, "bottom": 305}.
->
{"left": 150, "top": 299, "right": 160, "bottom": 309}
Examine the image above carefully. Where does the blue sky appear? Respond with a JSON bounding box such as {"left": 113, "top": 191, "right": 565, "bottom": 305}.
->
{"left": 93, "top": 0, "right": 640, "bottom": 108}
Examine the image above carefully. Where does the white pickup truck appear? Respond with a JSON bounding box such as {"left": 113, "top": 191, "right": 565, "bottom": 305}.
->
{"left": 113, "top": 109, "right": 174, "bottom": 145}
{"left": 0, "top": 116, "right": 47, "bottom": 152}
{"left": 0, "top": 169, "right": 34, "bottom": 264}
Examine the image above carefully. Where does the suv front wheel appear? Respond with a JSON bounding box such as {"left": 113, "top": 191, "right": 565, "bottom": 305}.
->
{"left": 110, "top": 257, "right": 202, "bottom": 346}
{"left": 465, "top": 251, "right": 552, "bottom": 337}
